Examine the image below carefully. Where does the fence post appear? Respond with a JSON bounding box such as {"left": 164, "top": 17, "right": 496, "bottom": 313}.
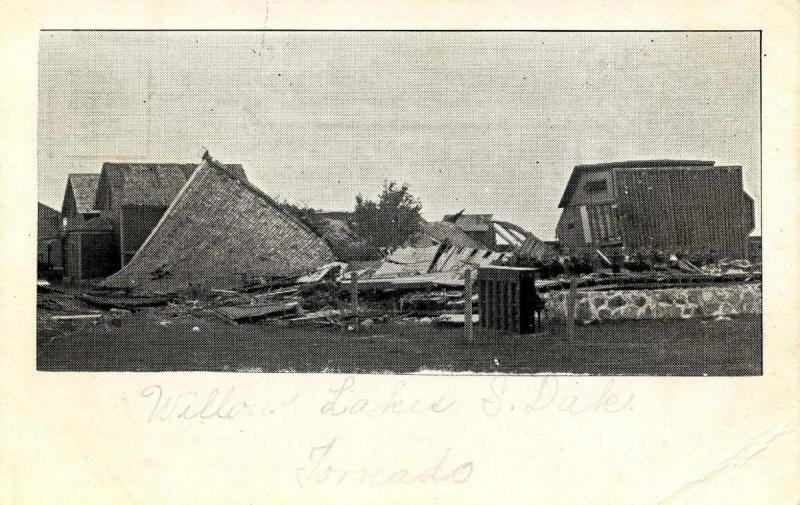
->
{"left": 350, "top": 271, "right": 359, "bottom": 326}
{"left": 464, "top": 269, "right": 474, "bottom": 343}
{"left": 565, "top": 276, "right": 578, "bottom": 363}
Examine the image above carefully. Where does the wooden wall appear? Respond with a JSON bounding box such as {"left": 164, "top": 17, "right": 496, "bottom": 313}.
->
{"left": 613, "top": 166, "right": 749, "bottom": 258}
{"left": 120, "top": 205, "right": 169, "bottom": 265}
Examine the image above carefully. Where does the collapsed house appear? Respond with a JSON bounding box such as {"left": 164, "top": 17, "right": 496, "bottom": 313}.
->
{"left": 95, "top": 161, "right": 246, "bottom": 268}
{"left": 555, "top": 160, "right": 756, "bottom": 259}
{"left": 56, "top": 164, "right": 246, "bottom": 281}
{"left": 102, "top": 157, "right": 336, "bottom": 292}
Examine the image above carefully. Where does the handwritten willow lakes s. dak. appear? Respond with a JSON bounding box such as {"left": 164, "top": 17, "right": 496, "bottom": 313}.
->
{"left": 139, "top": 376, "right": 633, "bottom": 423}
{"left": 480, "top": 377, "right": 635, "bottom": 417}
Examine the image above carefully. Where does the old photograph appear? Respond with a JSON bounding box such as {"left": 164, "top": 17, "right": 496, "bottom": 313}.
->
{"left": 36, "top": 30, "right": 761, "bottom": 375}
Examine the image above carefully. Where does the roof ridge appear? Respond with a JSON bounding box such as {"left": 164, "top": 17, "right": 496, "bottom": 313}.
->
{"left": 204, "top": 156, "right": 322, "bottom": 239}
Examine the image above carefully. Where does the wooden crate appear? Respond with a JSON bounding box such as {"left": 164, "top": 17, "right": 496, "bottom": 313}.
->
{"left": 477, "top": 266, "right": 540, "bottom": 334}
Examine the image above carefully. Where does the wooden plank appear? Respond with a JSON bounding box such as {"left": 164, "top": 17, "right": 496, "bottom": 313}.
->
{"left": 464, "top": 269, "right": 473, "bottom": 342}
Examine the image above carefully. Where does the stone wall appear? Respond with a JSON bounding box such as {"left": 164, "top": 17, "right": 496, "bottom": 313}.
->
{"left": 543, "top": 283, "right": 761, "bottom": 322}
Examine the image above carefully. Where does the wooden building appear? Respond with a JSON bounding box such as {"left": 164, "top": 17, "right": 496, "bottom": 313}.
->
{"left": 94, "top": 162, "right": 246, "bottom": 268}
{"left": 37, "top": 202, "right": 63, "bottom": 272}
{"left": 555, "top": 160, "right": 755, "bottom": 259}
{"left": 61, "top": 173, "right": 101, "bottom": 228}
{"left": 64, "top": 216, "right": 117, "bottom": 281}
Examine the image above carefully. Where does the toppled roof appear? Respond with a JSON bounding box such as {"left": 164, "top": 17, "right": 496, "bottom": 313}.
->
{"left": 492, "top": 220, "right": 558, "bottom": 262}
{"left": 38, "top": 203, "right": 61, "bottom": 240}
{"left": 64, "top": 173, "right": 101, "bottom": 214}
{"left": 411, "top": 221, "right": 486, "bottom": 249}
{"left": 97, "top": 162, "right": 246, "bottom": 208}
{"left": 367, "top": 243, "right": 512, "bottom": 287}
{"left": 102, "top": 158, "right": 335, "bottom": 291}
{"left": 443, "top": 213, "right": 494, "bottom": 232}
{"left": 558, "top": 159, "right": 716, "bottom": 208}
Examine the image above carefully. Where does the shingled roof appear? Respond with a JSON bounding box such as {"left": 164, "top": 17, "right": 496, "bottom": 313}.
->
{"left": 63, "top": 173, "right": 101, "bottom": 214}
{"left": 96, "top": 162, "right": 246, "bottom": 208}
{"left": 102, "top": 158, "right": 335, "bottom": 291}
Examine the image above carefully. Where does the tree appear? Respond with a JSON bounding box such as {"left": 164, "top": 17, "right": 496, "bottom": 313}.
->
{"left": 353, "top": 181, "right": 422, "bottom": 249}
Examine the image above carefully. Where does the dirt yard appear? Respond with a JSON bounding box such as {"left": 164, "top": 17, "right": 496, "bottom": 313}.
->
{"left": 37, "top": 309, "right": 761, "bottom": 375}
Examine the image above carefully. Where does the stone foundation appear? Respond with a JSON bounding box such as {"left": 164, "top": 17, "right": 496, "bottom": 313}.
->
{"left": 543, "top": 283, "right": 761, "bottom": 322}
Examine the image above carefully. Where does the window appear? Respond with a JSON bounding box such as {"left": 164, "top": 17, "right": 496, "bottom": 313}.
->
{"left": 584, "top": 180, "right": 607, "bottom": 193}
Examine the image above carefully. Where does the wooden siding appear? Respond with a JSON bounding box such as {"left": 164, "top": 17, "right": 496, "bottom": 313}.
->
{"left": 555, "top": 206, "right": 584, "bottom": 254}
{"left": 613, "top": 166, "right": 749, "bottom": 258}
{"left": 65, "top": 231, "right": 117, "bottom": 280}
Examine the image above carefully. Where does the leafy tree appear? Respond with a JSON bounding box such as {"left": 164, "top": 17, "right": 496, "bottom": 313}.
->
{"left": 353, "top": 181, "right": 422, "bottom": 249}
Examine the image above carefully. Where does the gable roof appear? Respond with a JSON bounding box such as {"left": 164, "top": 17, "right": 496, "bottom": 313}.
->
{"left": 63, "top": 173, "right": 101, "bottom": 214}
{"left": 102, "top": 158, "right": 334, "bottom": 291}
{"left": 558, "top": 159, "right": 715, "bottom": 208}
{"left": 97, "top": 162, "right": 246, "bottom": 208}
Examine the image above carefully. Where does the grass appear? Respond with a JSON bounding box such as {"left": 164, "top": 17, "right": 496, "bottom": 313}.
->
{"left": 37, "top": 311, "right": 761, "bottom": 375}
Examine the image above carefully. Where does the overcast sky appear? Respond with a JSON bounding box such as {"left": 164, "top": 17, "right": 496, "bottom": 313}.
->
{"left": 38, "top": 31, "right": 760, "bottom": 238}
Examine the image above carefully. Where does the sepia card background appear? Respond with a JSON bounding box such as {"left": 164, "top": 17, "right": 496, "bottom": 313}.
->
{"left": 1, "top": 1, "right": 798, "bottom": 504}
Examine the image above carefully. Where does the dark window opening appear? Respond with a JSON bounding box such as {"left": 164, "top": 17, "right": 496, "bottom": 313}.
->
{"left": 584, "top": 180, "right": 607, "bottom": 193}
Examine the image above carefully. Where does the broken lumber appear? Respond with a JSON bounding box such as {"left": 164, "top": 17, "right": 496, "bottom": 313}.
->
{"left": 79, "top": 293, "right": 173, "bottom": 310}
{"left": 435, "top": 313, "right": 480, "bottom": 325}
{"left": 51, "top": 314, "right": 102, "bottom": 320}
{"left": 215, "top": 301, "right": 301, "bottom": 322}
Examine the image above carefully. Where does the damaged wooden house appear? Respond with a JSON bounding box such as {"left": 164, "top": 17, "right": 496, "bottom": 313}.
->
{"left": 102, "top": 156, "right": 336, "bottom": 292}
{"left": 555, "top": 159, "right": 756, "bottom": 259}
